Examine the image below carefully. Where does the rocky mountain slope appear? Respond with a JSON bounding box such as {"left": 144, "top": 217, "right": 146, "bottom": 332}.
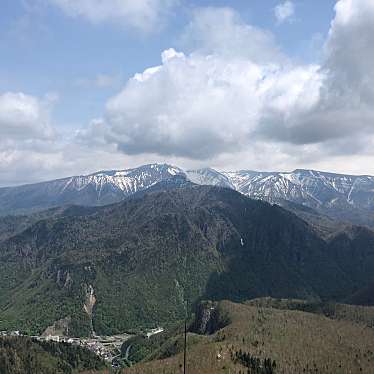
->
{"left": 0, "top": 164, "right": 184, "bottom": 215}
{"left": 1, "top": 164, "right": 374, "bottom": 227}
{"left": 190, "top": 167, "right": 374, "bottom": 227}
{"left": 1, "top": 183, "right": 374, "bottom": 337}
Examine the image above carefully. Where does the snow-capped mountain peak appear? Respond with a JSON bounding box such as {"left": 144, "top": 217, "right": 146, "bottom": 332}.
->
{"left": 1, "top": 164, "right": 374, "bottom": 226}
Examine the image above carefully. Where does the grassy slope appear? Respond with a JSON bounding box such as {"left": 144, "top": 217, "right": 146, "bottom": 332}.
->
{"left": 246, "top": 297, "right": 374, "bottom": 328}
{"left": 121, "top": 300, "right": 374, "bottom": 374}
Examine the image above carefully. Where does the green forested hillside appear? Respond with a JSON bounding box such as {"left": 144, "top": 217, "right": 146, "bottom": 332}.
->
{"left": 0, "top": 337, "right": 105, "bottom": 374}
{"left": 0, "top": 184, "right": 374, "bottom": 336}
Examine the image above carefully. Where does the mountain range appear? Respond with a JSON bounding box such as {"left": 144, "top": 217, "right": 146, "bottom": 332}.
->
{"left": 1, "top": 163, "right": 374, "bottom": 227}
{"left": 1, "top": 180, "right": 374, "bottom": 337}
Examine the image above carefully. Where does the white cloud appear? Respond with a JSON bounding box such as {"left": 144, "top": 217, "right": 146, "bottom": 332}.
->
{"left": 48, "top": 0, "right": 177, "bottom": 32}
{"left": 324, "top": 0, "right": 374, "bottom": 106}
{"left": 274, "top": 1, "right": 295, "bottom": 24}
{"left": 98, "top": 49, "right": 321, "bottom": 159}
{"left": 0, "top": 92, "right": 55, "bottom": 141}
{"left": 80, "top": 2, "right": 374, "bottom": 175}
{"left": 180, "top": 7, "right": 284, "bottom": 64}
{"left": 274, "top": 0, "right": 374, "bottom": 146}
{"left": 81, "top": 7, "right": 320, "bottom": 160}
{"left": 0, "top": 91, "right": 62, "bottom": 186}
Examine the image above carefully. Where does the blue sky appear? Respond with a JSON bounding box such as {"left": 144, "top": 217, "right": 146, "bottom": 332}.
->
{"left": 1, "top": 0, "right": 335, "bottom": 127}
{"left": 1, "top": 0, "right": 374, "bottom": 185}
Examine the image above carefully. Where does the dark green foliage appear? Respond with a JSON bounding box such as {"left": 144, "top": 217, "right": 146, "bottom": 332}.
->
{"left": 328, "top": 225, "right": 374, "bottom": 291}
{"left": 346, "top": 282, "right": 374, "bottom": 306}
{"left": 0, "top": 205, "right": 97, "bottom": 241}
{"left": 120, "top": 321, "right": 186, "bottom": 364}
{"left": 0, "top": 184, "right": 374, "bottom": 336}
{"left": 233, "top": 349, "right": 276, "bottom": 373}
{"left": 0, "top": 337, "right": 106, "bottom": 374}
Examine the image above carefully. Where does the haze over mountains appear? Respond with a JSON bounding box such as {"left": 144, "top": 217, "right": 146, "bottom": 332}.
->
{"left": 2, "top": 163, "right": 374, "bottom": 227}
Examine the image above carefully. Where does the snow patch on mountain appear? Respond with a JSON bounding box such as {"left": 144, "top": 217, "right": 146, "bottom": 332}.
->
{"left": 2, "top": 163, "right": 374, "bottom": 220}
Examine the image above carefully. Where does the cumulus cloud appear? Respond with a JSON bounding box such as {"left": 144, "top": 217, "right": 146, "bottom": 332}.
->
{"left": 0, "top": 91, "right": 62, "bottom": 186}
{"left": 82, "top": 7, "right": 320, "bottom": 160}
{"left": 0, "top": 92, "right": 55, "bottom": 142}
{"left": 262, "top": 0, "right": 374, "bottom": 147}
{"left": 180, "top": 7, "right": 284, "bottom": 63}
{"left": 324, "top": 0, "right": 374, "bottom": 106}
{"left": 99, "top": 50, "right": 321, "bottom": 159}
{"left": 274, "top": 1, "right": 295, "bottom": 24}
{"left": 0, "top": 91, "right": 189, "bottom": 186}
{"left": 79, "top": 0, "right": 374, "bottom": 174}
{"left": 47, "top": 0, "right": 177, "bottom": 32}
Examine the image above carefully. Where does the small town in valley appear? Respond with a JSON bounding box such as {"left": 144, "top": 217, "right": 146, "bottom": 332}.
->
{"left": 0, "top": 327, "right": 164, "bottom": 367}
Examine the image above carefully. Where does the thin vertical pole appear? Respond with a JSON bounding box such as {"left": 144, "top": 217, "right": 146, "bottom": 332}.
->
{"left": 183, "top": 317, "right": 187, "bottom": 374}
{"left": 183, "top": 253, "right": 187, "bottom": 374}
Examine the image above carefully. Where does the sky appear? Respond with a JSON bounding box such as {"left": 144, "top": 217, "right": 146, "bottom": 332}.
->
{"left": 1, "top": 0, "right": 374, "bottom": 186}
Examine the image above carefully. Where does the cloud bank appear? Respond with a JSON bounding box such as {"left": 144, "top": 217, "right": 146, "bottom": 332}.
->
{"left": 82, "top": 0, "right": 374, "bottom": 173}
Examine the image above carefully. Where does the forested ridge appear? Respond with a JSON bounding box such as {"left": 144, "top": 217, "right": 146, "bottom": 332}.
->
{"left": 0, "top": 184, "right": 374, "bottom": 337}
{"left": 0, "top": 337, "right": 105, "bottom": 374}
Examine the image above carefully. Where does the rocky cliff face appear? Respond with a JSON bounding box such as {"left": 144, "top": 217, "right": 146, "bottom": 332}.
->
{"left": 83, "top": 284, "right": 96, "bottom": 318}
{"left": 42, "top": 317, "right": 71, "bottom": 337}
{"left": 83, "top": 284, "right": 96, "bottom": 335}
{"left": 191, "top": 301, "right": 230, "bottom": 335}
